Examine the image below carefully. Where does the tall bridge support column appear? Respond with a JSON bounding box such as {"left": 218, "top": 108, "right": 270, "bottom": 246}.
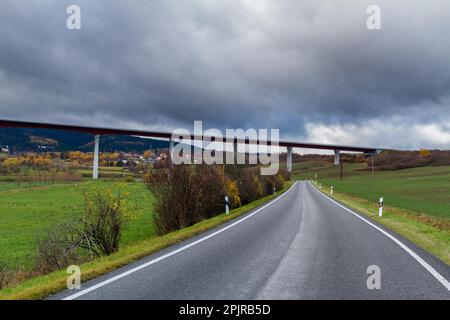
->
{"left": 169, "top": 139, "right": 174, "bottom": 167}
{"left": 334, "top": 150, "right": 340, "bottom": 165}
{"left": 93, "top": 134, "right": 100, "bottom": 180}
{"left": 233, "top": 140, "right": 238, "bottom": 164}
{"left": 287, "top": 146, "right": 293, "bottom": 173}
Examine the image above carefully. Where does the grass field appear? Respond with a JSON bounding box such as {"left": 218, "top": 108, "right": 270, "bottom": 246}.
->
{"left": 78, "top": 166, "right": 135, "bottom": 178}
{"left": 0, "top": 180, "right": 155, "bottom": 269}
{"left": 293, "top": 161, "right": 450, "bottom": 220}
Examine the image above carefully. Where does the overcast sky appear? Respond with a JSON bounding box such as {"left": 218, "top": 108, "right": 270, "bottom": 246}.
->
{"left": 1, "top": 0, "right": 449, "bottom": 151}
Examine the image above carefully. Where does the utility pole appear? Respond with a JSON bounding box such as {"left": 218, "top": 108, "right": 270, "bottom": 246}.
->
{"left": 372, "top": 153, "right": 375, "bottom": 177}
{"left": 340, "top": 161, "right": 343, "bottom": 180}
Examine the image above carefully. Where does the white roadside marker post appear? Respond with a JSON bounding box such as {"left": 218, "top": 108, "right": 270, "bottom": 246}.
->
{"left": 379, "top": 197, "right": 383, "bottom": 217}
{"left": 225, "top": 196, "right": 230, "bottom": 214}
{"left": 331, "top": 186, "right": 333, "bottom": 195}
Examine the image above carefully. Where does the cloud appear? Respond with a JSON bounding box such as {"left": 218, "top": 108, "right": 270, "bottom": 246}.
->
{"left": 0, "top": 0, "right": 449, "bottom": 150}
{"left": 304, "top": 117, "right": 450, "bottom": 151}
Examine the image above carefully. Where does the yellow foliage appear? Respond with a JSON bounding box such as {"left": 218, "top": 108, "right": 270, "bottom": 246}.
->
{"left": 143, "top": 150, "right": 153, "bottom": 159}
{"left": 225, "top": 178, "right": 241, "bottom": 208}
{"left": 2, "top": 157, "right": 22, "bottom": 171}
{"left": 419, "top": 149, "right": 431, "bottom": 158}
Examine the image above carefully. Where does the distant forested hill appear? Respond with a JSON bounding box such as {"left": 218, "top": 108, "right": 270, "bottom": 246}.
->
{"left": 0, "top": 127, "right": 169, "bottom": 153}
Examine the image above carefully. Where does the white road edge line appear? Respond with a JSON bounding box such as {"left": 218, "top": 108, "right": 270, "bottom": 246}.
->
{"left": 309, "top": 181, "right": 450, "bottom": 291}
{"left": 62, "top": 181, "right": 299, "bottom": 300}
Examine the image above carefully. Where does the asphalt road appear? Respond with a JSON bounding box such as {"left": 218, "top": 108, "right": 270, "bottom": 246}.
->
{"left": 52, "top": 181, "right": 450, "bottom": 300}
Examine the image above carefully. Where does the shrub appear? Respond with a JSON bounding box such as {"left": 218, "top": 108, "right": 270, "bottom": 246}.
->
{"left": 224, "top": 177, "right": 241, "bottom": 208}
{"left": 32, "top": 185, "right": 132, "bottom": 274}
{"left": 148, "top": 164, "right": 288, "bottom": 235}
{"left": 80, "top": 185, "right": 132, "bottom": 256}
{"left": 34, "top": 223, "right": 83, "bottom": 274}
{"left": 224, "top": 164, "right": 244, "bottom": 181}
{"left": 278, "top": 167, "right": 291, "bottom": 181}
{"left": 148, "top": 165, "right": 192, "bottom": 234}
{"left": 148, "top": 165, "right": 228, "bottom": 235}
{"left": 192, "top": 165, "right": 228, "bottom": 219}
{"left": 261, "top": 174, "right": 285, "bottom": 196}
{"left": 368, "top": 150, "right": 445, "bottom": 170}
{"left": 238, "top": 168, "right": 263, "bottom": 205}
{"left": 419, "top": 149, "right": 431, "bottom": 158}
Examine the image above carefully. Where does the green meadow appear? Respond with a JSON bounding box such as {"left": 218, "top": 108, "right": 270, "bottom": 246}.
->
{"left": 293, "top": 161, "right": 450, "bottom": 220}
{"left": 0, "top": 180, "right": 155, "bottom": 269}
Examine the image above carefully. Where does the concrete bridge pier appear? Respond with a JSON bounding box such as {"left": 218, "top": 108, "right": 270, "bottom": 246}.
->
{"left": 287, "top": 146, "right": 293, "bottom": 173}
{"left": 334, "top": 150, "right": 340, "bottom": 165}
{"left": 234, "top": 140, "right": 238, "bottom": 164}
{"left": 169, "top": 139, "right": 174, "bottom": 167}
{"left": 93, "top": 134, "right": 100, "bottom": 180}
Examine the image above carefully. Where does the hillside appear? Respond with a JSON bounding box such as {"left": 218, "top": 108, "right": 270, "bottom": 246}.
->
{"left": 0, "top": 128, "right": 169, "bottom": 153}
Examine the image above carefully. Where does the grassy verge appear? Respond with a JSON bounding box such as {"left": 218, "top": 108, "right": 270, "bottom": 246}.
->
{"left": 312, "top": 182, "right": 450, "bottom": 265}
{"left": 0, "top": 182, "right": 292, "bottom": 300}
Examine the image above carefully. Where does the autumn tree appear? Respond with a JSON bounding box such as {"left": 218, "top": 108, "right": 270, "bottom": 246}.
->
{"left": 1, "top": 157, "right": 21, "bottom": 173}
{"left": 419, "top": 149, "right": 431, "bottom": 158}
{"left": 143, "top": 150, "right": 153, "bottom": 159}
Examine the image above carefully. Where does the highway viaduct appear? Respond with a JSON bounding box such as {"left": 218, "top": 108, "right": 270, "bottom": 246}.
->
{"left": 0, "top": 119, "right": 381, "bottom": 179}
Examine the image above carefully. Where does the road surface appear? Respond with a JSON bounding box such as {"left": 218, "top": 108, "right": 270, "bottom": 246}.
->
{"left": 52, "top": 181, "right": 450, "bottom": 300}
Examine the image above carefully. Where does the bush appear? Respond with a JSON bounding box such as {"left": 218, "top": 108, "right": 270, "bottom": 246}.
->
{"left": 80, "top": 185, "right": 132, "bottom": 256}
{"left": 147, "top": 164, "right": 287, "bottom": 235}
{"left": 148, "top": 165, "right": 193, "bottom": 234}
{"left": 32, "top": 185, "right": 132, "bottom": 275}
{"left": 261, "top": 174, "right": 285, "bottom": 196}
{"left": 278, "top": 167, "right": 291, "bottom": 182}
{"left": 34, "top": 223, "right": 83, "bottom": 274}
{"left": 370, "top": 150, "right": 437, "bottom": 170}
{"left": 238, "top": 168, "right": 264, "bottom": 205}
{"left": 224, "top": 177, "right": 241, "bottom": 208}
{"left": 192, "top": 165, "right": 228, "bottom": 219}
{"left": 148, "top": 165, "right": 228, "bottom": 235}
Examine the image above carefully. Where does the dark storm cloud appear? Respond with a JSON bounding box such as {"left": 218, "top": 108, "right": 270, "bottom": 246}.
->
{"left": 1, "top": 0, "right": 450, "bottom": 149}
